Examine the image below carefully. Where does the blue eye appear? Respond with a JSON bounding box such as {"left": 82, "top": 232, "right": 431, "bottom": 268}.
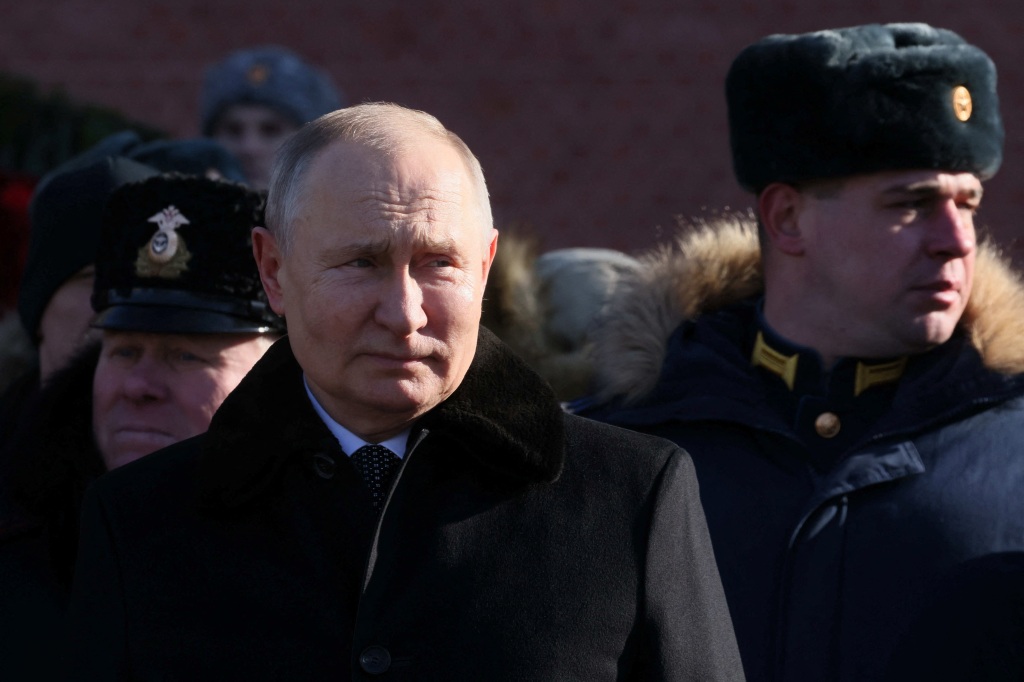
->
{"left": 110, "top": 346, "right": 140, "bottom": 360}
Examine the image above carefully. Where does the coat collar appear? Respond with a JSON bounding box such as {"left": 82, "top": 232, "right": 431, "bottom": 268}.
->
{"left": 588, "top": 212, "right": 1024, "bottom": 405}
{"left": 199, "top": 327, "right": 565, "bottom": 509}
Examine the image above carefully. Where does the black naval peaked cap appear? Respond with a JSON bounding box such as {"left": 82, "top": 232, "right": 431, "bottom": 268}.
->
{"left": 726, "top": 23, "right": 1004, "bottom": 193}
{"left": 92, "top": 174, "right": 284, "bottom": 334}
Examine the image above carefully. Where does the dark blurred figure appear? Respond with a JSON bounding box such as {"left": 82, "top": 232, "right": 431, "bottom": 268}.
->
{"left": 0, "top": 171, "right": 36, "bottom": 395}
{"left": 0, "top": 173, "right": 282, "bottom": 681}
{"left": 85, "top": 129, "right": 248, "bottom": 184}
{"left": 60, "top": 127, "right": 247, "bottom": 183}
{"left": 18, "top": 158, "right": 158, "bottom": 382}
{"left": 200, "top": 46, "right": 344, "bottom": 190}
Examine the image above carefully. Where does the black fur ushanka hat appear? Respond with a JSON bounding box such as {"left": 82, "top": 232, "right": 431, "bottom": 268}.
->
{"left": 726, "top": 23, "right": 1004, "bottom": 193}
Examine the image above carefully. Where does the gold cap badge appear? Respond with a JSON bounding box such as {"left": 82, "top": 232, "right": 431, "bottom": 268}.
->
{"left": 953, "top": 85, "right": 973, "bottom": 122}
{"left": 136, "top": 205, "right": 192, "bottom": 278}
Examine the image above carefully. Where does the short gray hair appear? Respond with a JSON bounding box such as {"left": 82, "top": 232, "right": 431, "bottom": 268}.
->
{"left": 264, "top": 102, "right": 493, "bottom": 253}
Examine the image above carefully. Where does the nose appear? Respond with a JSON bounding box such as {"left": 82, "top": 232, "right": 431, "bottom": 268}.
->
{"left": 374, "top": 268, "right": 428, "bottom": 336}
{"left": 120, "top": 357, "right": 169, "bottom": 403}
{"left": 235, "top": 128, "right": 263, "bottom": 158}
{"left": 926, "top": 199, "right": 975, "bottom": 259}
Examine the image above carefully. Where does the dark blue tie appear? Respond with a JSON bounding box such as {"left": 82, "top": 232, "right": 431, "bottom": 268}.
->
{"left": 351, "top": 444, "right": 401, "bottom": 511}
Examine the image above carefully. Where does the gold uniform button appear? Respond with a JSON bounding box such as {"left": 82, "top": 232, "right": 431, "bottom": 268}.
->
{"left": 815, "top": 412, "right": 841, "bottom": 438}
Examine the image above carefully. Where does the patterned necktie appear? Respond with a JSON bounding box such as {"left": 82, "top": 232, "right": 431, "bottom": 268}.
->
{"left": 350, "top": 444, "right": 401, "bottom": 511}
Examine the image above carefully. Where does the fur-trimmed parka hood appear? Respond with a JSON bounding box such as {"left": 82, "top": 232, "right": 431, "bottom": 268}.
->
{"left": 589, "top": 211, "right": 1024, "bottom": 405}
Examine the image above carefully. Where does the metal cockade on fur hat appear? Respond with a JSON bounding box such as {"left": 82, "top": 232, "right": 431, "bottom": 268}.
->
{"left": 726, "top": 23, "right": 1004, "bottom": 193}
{"left": 91, "top": 174, "right": 284, "bottom": 335}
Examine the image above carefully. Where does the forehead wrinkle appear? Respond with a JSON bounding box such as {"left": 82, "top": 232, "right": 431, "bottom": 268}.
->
{"left": 347, "top": 189, "right": 467, "bottom": 243}
{"left": 351, "top": 186, "right": 464, "bottom": 217}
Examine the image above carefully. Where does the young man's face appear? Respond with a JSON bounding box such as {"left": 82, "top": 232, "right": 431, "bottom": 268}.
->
{"left": 210, "top": 104, "right": 299, "bottom": 190}
{"left": 790, "top": 169, "right": 982, "bottom": 360}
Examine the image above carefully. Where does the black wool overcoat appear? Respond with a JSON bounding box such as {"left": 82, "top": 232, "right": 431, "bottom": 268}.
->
{"left": 69, "top": 330, "right": 743, "bottom": 681}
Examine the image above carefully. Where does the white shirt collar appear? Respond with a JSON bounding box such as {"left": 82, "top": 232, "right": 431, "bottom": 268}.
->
{"left": 303, "top": 376, "right": 409, "bottom": 459}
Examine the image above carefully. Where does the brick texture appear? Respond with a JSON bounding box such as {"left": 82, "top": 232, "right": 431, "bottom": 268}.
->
{"left": 3, "top": 0, "right": 1023, "bottom": 258}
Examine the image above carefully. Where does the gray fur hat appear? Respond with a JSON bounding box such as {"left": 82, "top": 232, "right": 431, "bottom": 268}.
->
{"left": 726, "top": 23, "right": 1004, "bottom": 193}
{"left": 200, "top": 46, "right": 344, "bottom": 135}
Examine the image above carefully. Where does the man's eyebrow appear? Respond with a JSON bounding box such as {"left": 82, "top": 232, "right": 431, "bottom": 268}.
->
{"left": 419, "top": 236, "right": 459, "bottom": 252}
{"left": 882, "top": 181, "right": 984, "bottom": 201}
{"left": 322, "top": 238, "right": 392, "bottom": 260}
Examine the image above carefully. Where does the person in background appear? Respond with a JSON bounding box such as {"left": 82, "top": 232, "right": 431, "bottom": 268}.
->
{"left": 578, "top": 23, "right": 1024, "bottom": 680}
{"left": 200, "top": 45, "right": 344, "bottom": 190}
{"left": 83, "top": 129, "right": 248, "bottom": 184}
{"left": 0, "top": 173, "right": 282, "bottom": 681}
{"left": 481, "top": 232, "right": 641, "bottom": 402}
{"left": 0, "top": 170, "right": 37, "bottom": 395}
{"left": 17, "top": 158, "right": 158, "bottom": 384}
{"left": 69, "top": 102, "right": 742, "bottom": 680}
{"left": 1, "top": 132, "right": 254, "bottom": 448}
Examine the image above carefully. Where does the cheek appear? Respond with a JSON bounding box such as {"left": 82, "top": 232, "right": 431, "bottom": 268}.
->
{"left": 424, "top": 284, "right": 482, "bottom": 338}
{"left": 91, "top": 362, "right": 119, "bottom": 413}
{"left": 177, "top": 373, "right": 236, "bottom": 431}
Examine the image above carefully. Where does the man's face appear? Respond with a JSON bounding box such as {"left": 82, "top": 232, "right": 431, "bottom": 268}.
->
{"left": 92, "top": 330, "right": 271, "bottom": 470}
{"left": 210, "top": 104, "right": 299, "bottom": 190}
{"left": 254, "top": 139, "right": 497, "bottom": 442}
{"left": 38, "top": 265, "right": 98, "bottom": 380}
{"left": 792, "top": 169, "right": 981, "bottom": 359}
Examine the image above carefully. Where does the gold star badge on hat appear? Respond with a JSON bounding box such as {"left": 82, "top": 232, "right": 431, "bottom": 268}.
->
{"left": 953, "top": 85, "right": 973, "bottom": 122}
{"left": 136, "top": 205, "right": 192, "bottom": 278}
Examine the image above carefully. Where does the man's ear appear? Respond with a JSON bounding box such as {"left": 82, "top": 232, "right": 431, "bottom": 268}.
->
{"left": 481, "top": 228, "right": 499, "bottom": 286}
{"left": 252, "top": 227, "right": 287, "bottom": 316}
{"left": 758, "top": 183, "right": 806, "bottom": 257}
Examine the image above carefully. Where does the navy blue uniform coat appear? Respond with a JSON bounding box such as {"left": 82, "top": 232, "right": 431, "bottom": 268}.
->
{"left": 580, "top": 217, "right": 1024, "bottom": 681}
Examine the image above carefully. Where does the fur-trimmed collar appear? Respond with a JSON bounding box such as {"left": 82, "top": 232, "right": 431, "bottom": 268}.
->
{"left": 199, "top": 327, "right": 565, "bottom": 508}
{"left": 589, "top": 212, "right": 1024, "bottom": 404}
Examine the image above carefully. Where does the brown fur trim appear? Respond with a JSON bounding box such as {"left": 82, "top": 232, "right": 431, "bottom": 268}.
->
{"left": 963, "top": 239, "right": 1024, "bottom": 374}
{"left": 481, "top": 232, "right": 545, "bottom": 367}
{"left": 589, "top": 212, "right": 762, "bottom": 403}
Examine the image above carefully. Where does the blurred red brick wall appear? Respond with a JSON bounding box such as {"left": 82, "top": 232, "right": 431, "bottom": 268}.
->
{"left": 3, "top": 0, "right": 1023, "bottom": 257}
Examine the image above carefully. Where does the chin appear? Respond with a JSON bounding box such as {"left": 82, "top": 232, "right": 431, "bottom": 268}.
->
{"left": 367, "top": 381, "right": 450, "bottom": 416}
{"left": 910, "top": 315, "right": 961, "bottom": 350}
{"left": 103, "top": 448, "right": 149, "bottom": 471}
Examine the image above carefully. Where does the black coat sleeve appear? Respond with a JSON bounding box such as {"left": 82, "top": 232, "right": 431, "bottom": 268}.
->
{"left": 636, "top": 448, "right": 745, "bottom": 681}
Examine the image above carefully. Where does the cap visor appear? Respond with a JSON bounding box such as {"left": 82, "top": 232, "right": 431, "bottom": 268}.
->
{"left": 93, "top": 303, "right": 276, "bottom": 334}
